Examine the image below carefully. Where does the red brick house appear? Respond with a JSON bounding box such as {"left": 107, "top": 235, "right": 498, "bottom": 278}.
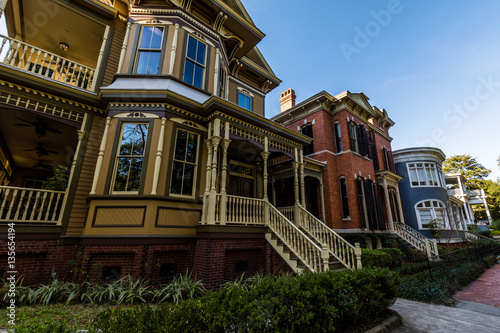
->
{"left": 272, "top": 89, "right": 406, "bottom": 240}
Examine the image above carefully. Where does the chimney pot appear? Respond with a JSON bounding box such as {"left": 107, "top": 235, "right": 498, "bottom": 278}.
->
{"left": 279, "top": 88, "right": 296, "bottom": 112}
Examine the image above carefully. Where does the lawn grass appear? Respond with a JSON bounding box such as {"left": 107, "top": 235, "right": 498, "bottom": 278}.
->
{"left": 0, "top": 303, "right": 134, "bottom": 331}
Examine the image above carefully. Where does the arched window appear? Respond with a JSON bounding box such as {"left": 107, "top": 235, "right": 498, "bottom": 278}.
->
{"left": 339, "top": 176, "right": 350, "bottom": 219}
{"left": 415, "top": 200, "right": 446, "bottom": 229}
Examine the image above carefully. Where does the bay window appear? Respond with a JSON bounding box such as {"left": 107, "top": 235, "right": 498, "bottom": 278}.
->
{"left": 170, "top": 128, "right": 199, "bottom": 197}
{"left": 408, "top": 162, "right": 440, "bottom": 187}
{"left": 135, "top": 26, "right": 164, "bottom": 74}
{"left": 415, "top": 200, "right": 446, "bottom": 229}
{"left": 183, "top": 35, "right": 207, "bottom": 89}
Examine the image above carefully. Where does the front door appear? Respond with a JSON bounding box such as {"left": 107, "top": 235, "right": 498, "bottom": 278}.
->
{"left": 228, "top": 160, "right": 255, "bottom": 197}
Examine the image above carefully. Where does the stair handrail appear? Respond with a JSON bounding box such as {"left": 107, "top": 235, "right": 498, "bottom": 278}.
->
{"left": 298, "top": 205, "right": 361, "bottom": 269}
{"left": 464, "top": 230, "right": 499, "bottom": 242}
{"left": 392, "top": 221, "right": 438, "bottom": 256}
{"left": 266, "top": 202, "right": 328, "bottom": 272}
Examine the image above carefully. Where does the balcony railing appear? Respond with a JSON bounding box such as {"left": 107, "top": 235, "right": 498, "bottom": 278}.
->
{"left": 447, "top": 188, "right": 463, "bottom": 196}
{"left": 0, "top": 185, "right": 65, "bottom": 224}
{"left": 0, "top": 34, "right": 96, "bottom": 91}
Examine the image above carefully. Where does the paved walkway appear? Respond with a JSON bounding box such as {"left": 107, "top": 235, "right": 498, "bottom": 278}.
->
{"left": 390, "top": 263, "right": 500, "bottom": 333}
{"left": 454, "top": 263, "right": 500, "bottom": 307}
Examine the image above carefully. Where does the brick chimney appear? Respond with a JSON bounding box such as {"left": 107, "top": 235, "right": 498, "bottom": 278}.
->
{"left": 280, "top": 88, "right": 296, "bottom": 112}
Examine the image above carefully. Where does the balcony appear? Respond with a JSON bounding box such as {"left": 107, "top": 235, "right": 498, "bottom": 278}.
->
{"left": 0, "top": 34, "right": 97, "bottom": 92}
{"left": 0, "top": 185, "right": 65, "bottom": 224}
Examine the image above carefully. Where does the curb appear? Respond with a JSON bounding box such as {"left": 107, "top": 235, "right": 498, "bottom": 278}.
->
{"left": 364, "top": 314, "right": 402, "bottom": 333}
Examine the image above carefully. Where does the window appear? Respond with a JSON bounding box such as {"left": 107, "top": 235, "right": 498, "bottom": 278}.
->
{"left": 382, "top": 148, "right": 395, "bottom": 172}
{"left": 334, "top": 122, "right": 342, "bottom": 152}
{"left": 101, "top": 267, "right": 121, "bottom": 282}
{"left": 218, "top": 66, "right": 226, "bottom": 98}
{"left": 301, "top": 123, "right": 314, "bottom": 155}
{"left": 339, "top": 177, "right": 350, "bottom": 219}
{"left": 135, "top": 26, "right": 164, "bottom": 74}
{"left": 183, "top": 35, "right": 207, "bottom": 89}
{"left": 170, "top": 129, "right": 199, "bottom": 197}
{"left": 415, "top": 200, "right": 446, "bottom": 229}
{"left": 238, "top": 90, "right": 253, "bottom": 111}
{"left": 159, "top": 264, "right": 177, "bottom": 278}
{"left": 408, "top": 162, "right": 440, "bottom": 187}
{"left": 113, "top": 123, "right": 149, "bottom": 192}
{"left": 349, "top": 121, "right": 368, "bottom": 155}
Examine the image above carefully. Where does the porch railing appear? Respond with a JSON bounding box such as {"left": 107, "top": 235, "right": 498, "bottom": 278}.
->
{"left": 0, "top": 34, "right": 96, "bottom": 91}
{"left": 0, "top": 186, "right": 65, "bottom": 224}
{"left": 298, "top": 206, "right": 361, "bottom": 269}
{"left": 464, "top": 230, "right": 498, "bottom": 242}
{"left": 267, "top": 202, "right": 328, "bottom": 272}
{"left": 391, "top": 221, "right": 438, "bottom": 257}
{"left": 215, "top": 194, "right": 266, "bottom": 225}
{"left": 277, "top": 206, "right": 294, "bottom": 222}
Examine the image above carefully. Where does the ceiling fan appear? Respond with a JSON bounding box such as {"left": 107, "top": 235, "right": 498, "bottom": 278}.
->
{"left": 32, "top": 160, "right": 53, "bottom": 170}
{"left": 14, "top": 117, "right": 63, "bottom": 138}
{"left": 23, "top": 143, "right": 59, "bottom": 157}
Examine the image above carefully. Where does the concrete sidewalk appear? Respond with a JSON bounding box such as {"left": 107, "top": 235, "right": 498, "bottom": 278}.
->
{"left": 390, "top": 298, "right": 500, "bottom": 333}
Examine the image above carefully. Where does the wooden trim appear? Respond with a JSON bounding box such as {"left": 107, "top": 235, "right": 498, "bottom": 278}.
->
{"left": 91, "top": 206, "right": 146, "bottom": 227}
{"left": 155, "top": 206, "right": 201, "bottom": 228}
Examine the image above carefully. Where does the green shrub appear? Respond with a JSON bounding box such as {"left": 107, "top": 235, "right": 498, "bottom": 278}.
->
{"left": 93, "top": 269, "right": 401, "bottom": 333}
{"left": 361, "top": 248, "right": 404, "bottom": 268}
{"left": 482, "top": 255, "right": 497, "bottom": 268}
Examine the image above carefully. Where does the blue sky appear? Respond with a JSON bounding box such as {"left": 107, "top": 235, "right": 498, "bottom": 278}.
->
{"left": 2, "top": 1, "right": 500, "bottom": 179}
{"left": 244, "top": 0, "right": 500, "bottom": 180}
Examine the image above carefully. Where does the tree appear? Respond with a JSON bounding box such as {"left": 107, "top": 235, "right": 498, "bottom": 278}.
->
{"left": 484, "top": 179, "right": 500, "bottom": 220}
{"left": 442, "top": 155, "right": 491, "bottom": 190}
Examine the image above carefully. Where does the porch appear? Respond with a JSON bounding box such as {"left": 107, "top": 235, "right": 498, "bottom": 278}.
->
{"left": 0, "top": 0, "right": 111, "bottom": 93}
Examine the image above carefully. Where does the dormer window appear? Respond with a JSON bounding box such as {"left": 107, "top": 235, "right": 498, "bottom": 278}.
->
{"left": 135, "top": 26, "right": 164, "bottom": 74}
{"left": 237, "top": 88, "right": 253, "bottom": 111}
{"left": 183, "top": 35, "right": 207, "bottom": 89}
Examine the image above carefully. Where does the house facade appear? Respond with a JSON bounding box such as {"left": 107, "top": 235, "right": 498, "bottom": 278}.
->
{"left": 394, "top": 147, "right": 472, "bottom": 246}
{"left": 0, "top": 0, "right": 360, "bottom": 287}
{"left": 272, "top": 89, "right": 405, "bottom": 237}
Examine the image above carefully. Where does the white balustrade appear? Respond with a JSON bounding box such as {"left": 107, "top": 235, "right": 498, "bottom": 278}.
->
{"left": 0, "top": 34, "right": 96, "bottom": 91}
{"left": 0, "top": 186, "right": 65, "bottom": 224}
{"left": 267, "top": 203, "right": 326, "bottom": 272}
{"left": 299, "top": 206, "right": 361, "bottom": 269}
{"left": 277, "top": 206, "right": 294, "bottom": 223}
{"left": 217, "top": 194, "right": 265, "bottom": 225}
{"left": 464, "top": 230, "right": 498, "bottom": 242}
{"left": 392, "top": 221, "right": 438, "bottom": 256}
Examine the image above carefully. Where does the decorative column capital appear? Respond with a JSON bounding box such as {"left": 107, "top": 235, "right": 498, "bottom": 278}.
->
{"left": 260, "top": 151, "right": 270, "bottom": 161}
{"left": 221, "top": 138, "right": 231, "bottom": 149}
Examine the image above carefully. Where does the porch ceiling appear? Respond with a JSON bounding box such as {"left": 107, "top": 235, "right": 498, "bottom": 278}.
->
{"left": 0, "top": 107, "right": 78, "bottom": 170}
{"left": 10, "top": 0, "right": 106, "bottom": 68}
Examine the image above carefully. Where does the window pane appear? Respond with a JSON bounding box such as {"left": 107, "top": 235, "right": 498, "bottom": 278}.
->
{"left": 140, "top": 26, "right": 153, "bottom": 48}
{"left": 186, "top": 132, "right": 198, "bottom": 163}
{"left": 119, "top": 124, "right": 136, "bottom": 155}
{"left": 136, "top": 52, "right": 150, "bottom": 74}
{"left": 196, "top": 41, "right": 206, "bottom": 65}
{"left": 170, "top": 161, "right": 184, "bottom": 194}
{"left": 183, "top": 60, "right": 195, "bottom": 85}
{"left": 187, "top": 36, "right": 197, "bottom": 61}
{"left": 182, "top": 164, "right": 195, "bottom": 196}
{"left": 193, "top": 64, "right": 204, "bottom": 88}
{"left": 174, "top": 130, "right": 187, "bottom": 161}
{"left": 151, "top": 27, "right": 163, "bottom": 49}
{"left": 128, "top": 157, "right": 143, "bottom": 191}
{"left": 417, "top": 168, "right": 426, "bottom": 185}
{"left": 114, "top": 157, "right": 130, "bottom": 191}
{"left": 132, "top": 124, "right": 148, "bottom": 155}
{"left": 419, "top": 209, "right": 433, "bottom": 224}
{"left": 146, "top": 52, "right": 160, "bottom": 74}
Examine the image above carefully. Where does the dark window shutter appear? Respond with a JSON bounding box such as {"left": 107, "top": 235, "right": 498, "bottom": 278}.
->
{"left": 363, "top": 180, "right": 378, "bottom": 230}
{"left": 349, "top": 122, "right": 357, "bottom": 151}
{"left": 375, "top": 185, "right": 386, "bottom": 230}
{"left": 340, "top": 177, "right": 350, "bottom": 218}
{"left": 301, "top": 124, "right": 314, "bottom": 155}
{"left": 387, "top": 151, "right": 395, "bottom": 172}
{"left": 356, "top": 125, "right": 368, "bottom": 156}
{"left": 357, "top": 178, "right": 366, "bottom": 227}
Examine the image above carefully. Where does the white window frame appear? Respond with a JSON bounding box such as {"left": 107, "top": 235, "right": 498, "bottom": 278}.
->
{"left": 183, "top": 35, "right": 207, "bottom": 89}
{"left": 407, "top": 162, "right": 441, "bottom": 187}
{"left": 415, "top": 200, "right": 447, "bottom": 230}
{"left": 237, "top": 88, "right": 254, "bottom": 111}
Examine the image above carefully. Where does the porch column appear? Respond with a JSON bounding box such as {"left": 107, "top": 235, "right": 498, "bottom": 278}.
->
{"left": 463, "top": 203, "right": 473, "bottom": 225}
{"left": 168, "top": 24, "right": 180, "bottom": 75}
{"left": 382, "top": 178, "right": 394, "bottom": 232}
{"left": 151, "top": 118, "right": 166, "bottom": 195}
{"left": 262, "top": 137, "right": 270, "bottom": 200}
{"left": 467, "top": 204, "right": 475, "bottom": 223}
{"left": 58, "top": 115, "right": 87, "bottom": 225}
{"left": 91, "top": 25, "right": 111, "bottom": 91}
{"left": 395, "top": 183, "right": 405, "bottom": 224}
{"left": 482, "top": 189, "right": 493, "bottom": 224}
{"left": 299, "top": 150, "right": 306, "bottom": 206}
{"left": 219, "top": 122, "right": 231, "bottom": 225}
{"left": 293, "top": 148, "right": 300, "bottom": 225}
{"left": 201, "top": 132, "right": 213, "bottom": 225}
{"left": 118, "top": 21, "right": 132, "bottom": 73}
{"left": 319, "top": 176, "right": 326, "bottom": 222}
{"left": 0, "top": 0, "right": 7, "bottom": 19}
{"left": 207, "top": 119, "right": 222, "bottom": 224}
{"left": 90, "top": 117, "right": 111, "bottom": 195}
